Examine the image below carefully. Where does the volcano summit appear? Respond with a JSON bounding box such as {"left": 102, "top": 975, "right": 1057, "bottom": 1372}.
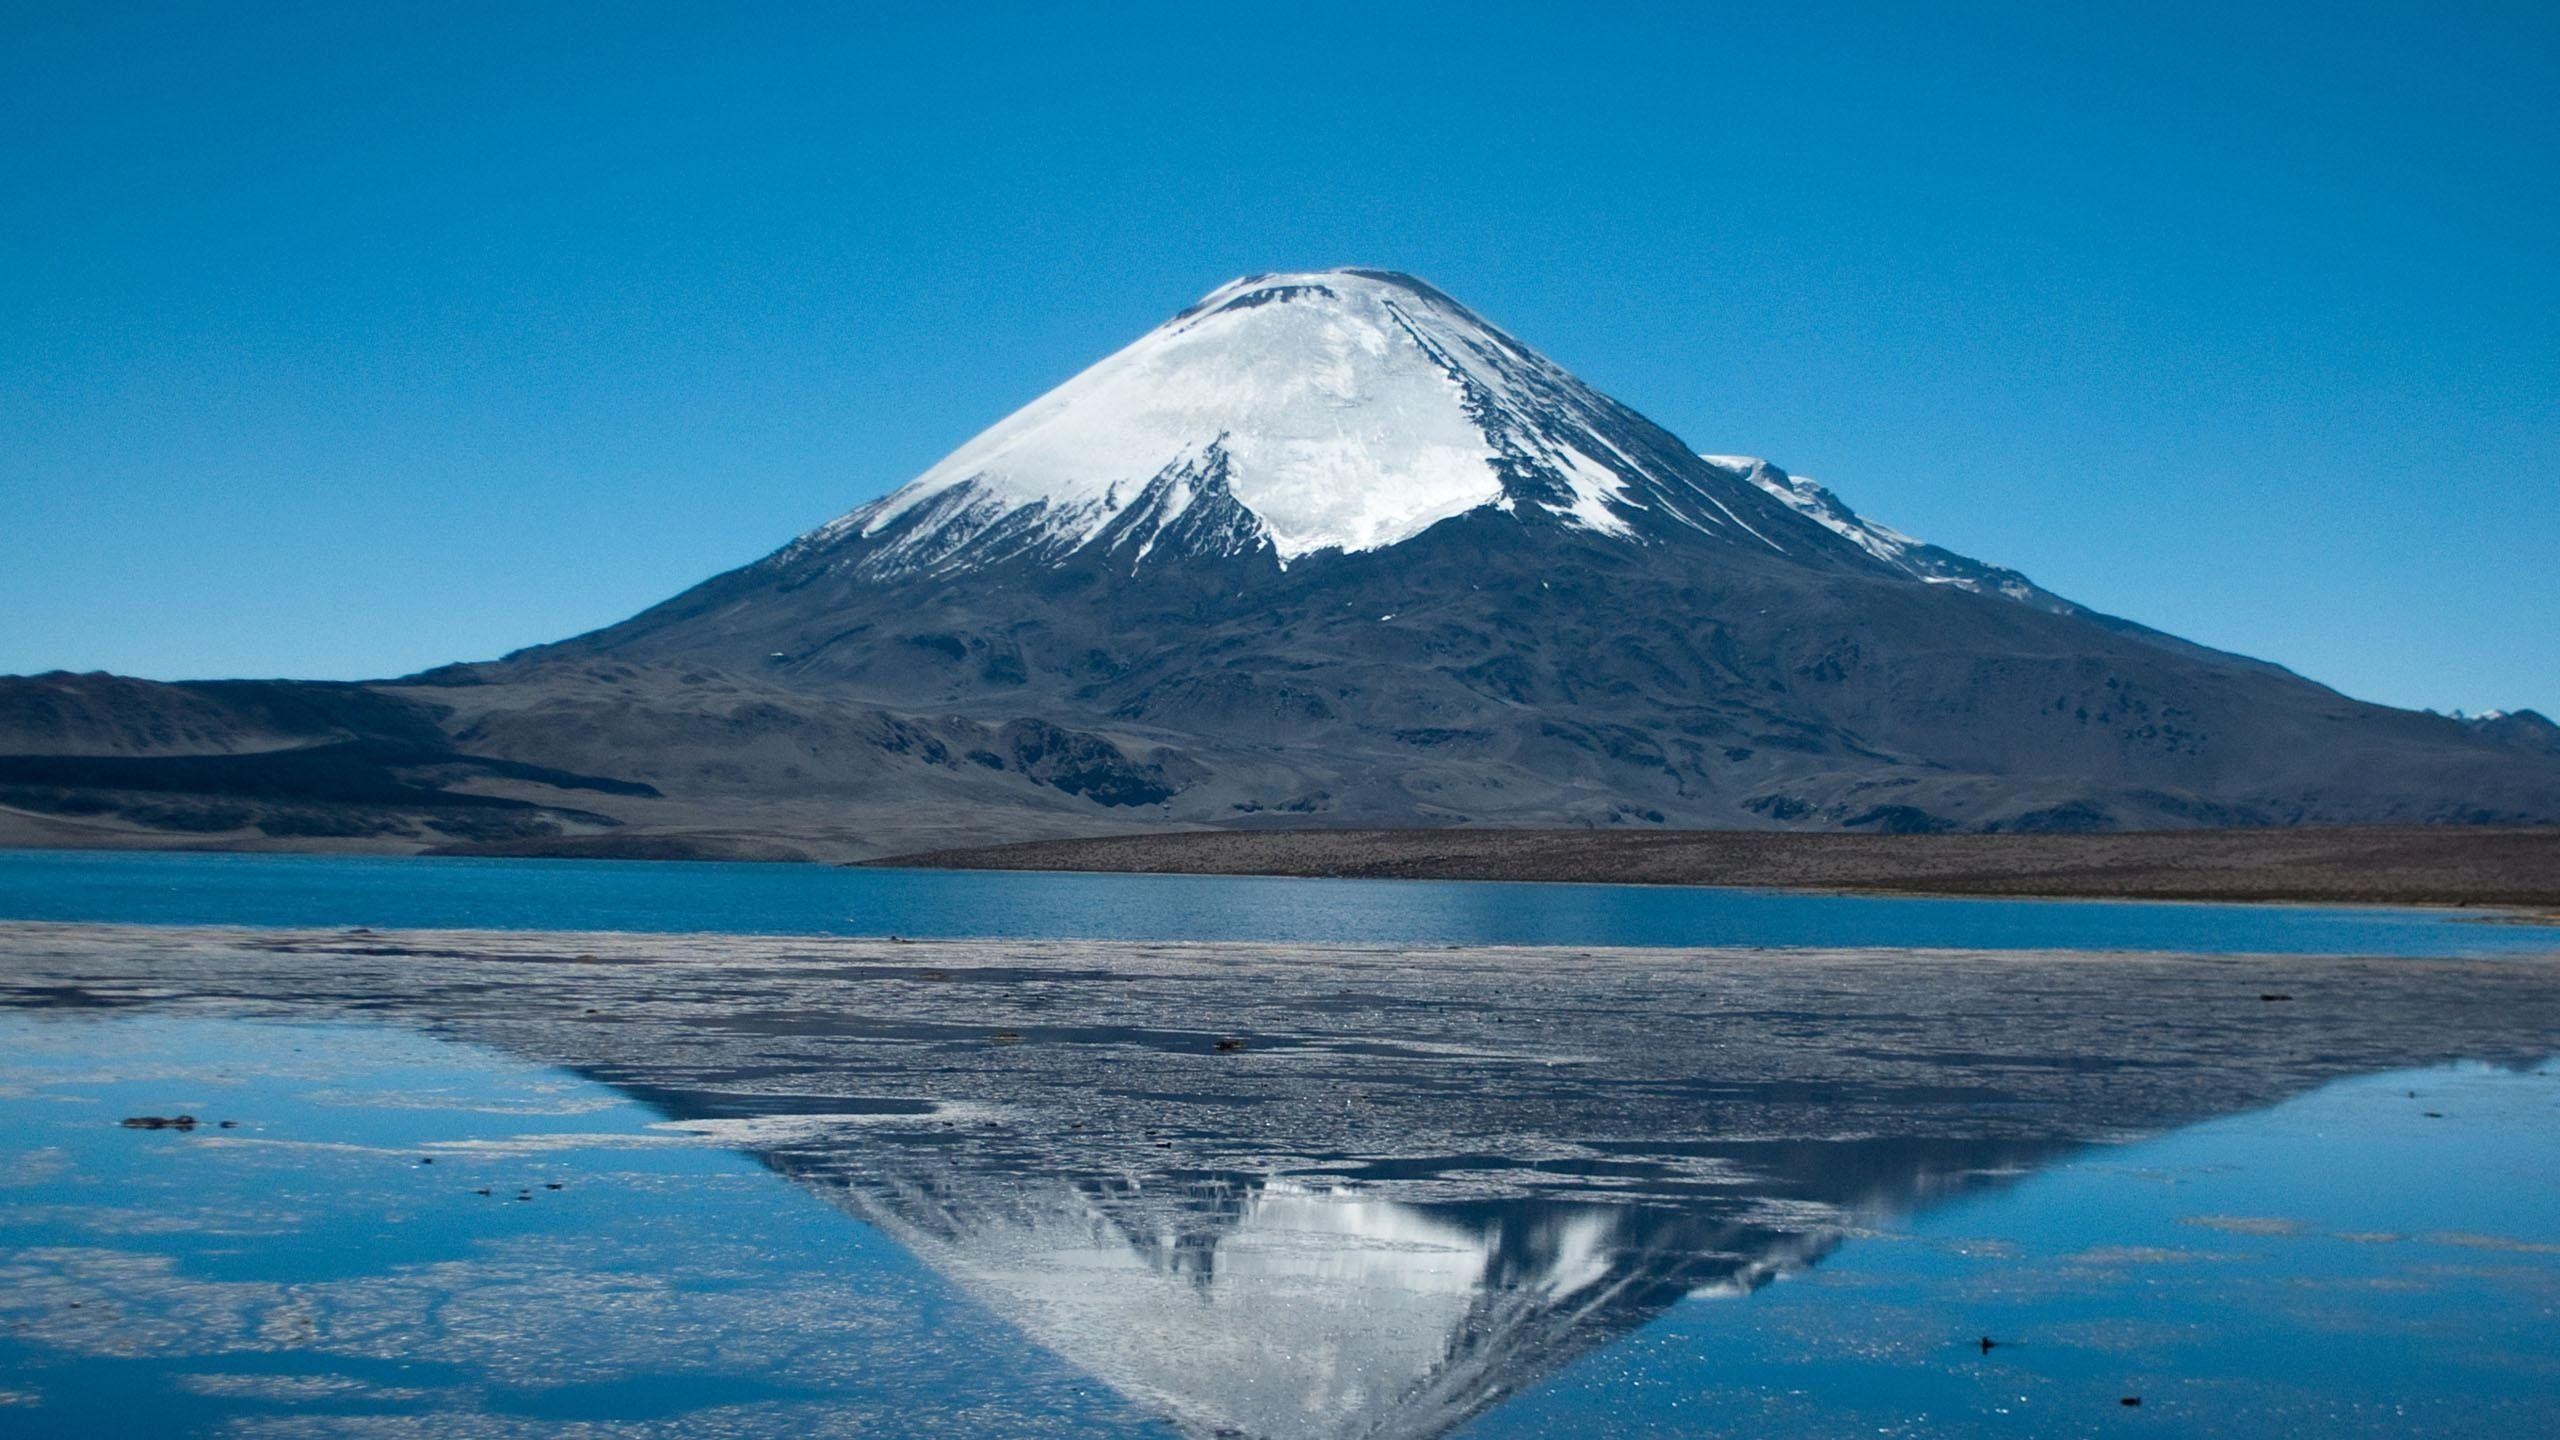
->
{"left": 5, "top": 269, "right": 2557, "bottom": 858}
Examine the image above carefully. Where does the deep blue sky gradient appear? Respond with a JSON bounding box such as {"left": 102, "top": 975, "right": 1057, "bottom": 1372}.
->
{"left": 4, "top": 3, "right": 2554, "bottom": 714}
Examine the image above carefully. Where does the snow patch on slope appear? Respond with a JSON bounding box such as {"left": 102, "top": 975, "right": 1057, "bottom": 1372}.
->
{"left": 1711, "top": 457, "right": 1919, "bottom": 565}
{"left": 1711, "top": 454, "right": 2063, "bottom": 610}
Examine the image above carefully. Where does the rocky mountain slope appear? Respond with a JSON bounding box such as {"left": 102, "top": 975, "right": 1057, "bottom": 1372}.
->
{"left": 7, "top": 269, "right": 2558, "bottom": 859}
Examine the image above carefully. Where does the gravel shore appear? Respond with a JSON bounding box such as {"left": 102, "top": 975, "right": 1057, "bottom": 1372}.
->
{"left": 876, "top": 825, "right": 2560, "bottom": 909}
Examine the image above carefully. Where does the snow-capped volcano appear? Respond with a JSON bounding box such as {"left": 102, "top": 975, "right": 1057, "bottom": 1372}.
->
{"left": 808, "top": 269, "right": 1839, "bottom": 580}
{"left": 11, "top": 268, "right": 2559, "bottom": 856}
{"left": 442, "top": 265, "right": 2560, "bottom": 846}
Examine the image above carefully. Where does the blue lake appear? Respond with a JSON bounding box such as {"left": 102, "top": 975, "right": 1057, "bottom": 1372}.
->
{"left": 1, "top": 1011, "right": 2552, "bottom": 1438}
{"left": 1471, "top": 1059, "right": 2560, "bottom": 1439}
{"left": 0, "top": 1012, "right": 1164, "bottom": 1438}
{"left": 2, "top": 848, "right": 2556, "bottom": 1436}
{"left": 0, "top": 847, "right": 2550, "bottom": 956}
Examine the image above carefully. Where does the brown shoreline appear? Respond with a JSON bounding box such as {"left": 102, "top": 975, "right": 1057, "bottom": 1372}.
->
{"left": 870, "top": 825, "right": 2560, "bottom": 911}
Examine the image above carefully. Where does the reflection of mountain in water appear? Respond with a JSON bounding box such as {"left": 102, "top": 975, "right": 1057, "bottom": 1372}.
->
{"left": 8, "top": 926, "right": 2559, "bottom": 1440}
{"left": 763, "top": 1138, "right": 2059, "bottom": 1440}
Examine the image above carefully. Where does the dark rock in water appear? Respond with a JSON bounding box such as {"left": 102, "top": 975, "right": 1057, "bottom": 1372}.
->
{"left": 2120, "top": 1397, "right": 2143, "bottom": 1407}
{"left": 118, "top": 1114, "right": 195, "bottom": 1130}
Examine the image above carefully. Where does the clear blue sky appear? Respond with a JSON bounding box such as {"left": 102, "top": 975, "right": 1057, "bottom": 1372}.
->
{"left": 5, "top": 2, "right": 2554, "bottom": 715}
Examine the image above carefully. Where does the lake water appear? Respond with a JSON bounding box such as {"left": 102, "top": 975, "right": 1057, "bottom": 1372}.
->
{"left": 0, "top": 848, "right": 2555, "bottom": 1437}
{"left": 2, "top": 1011, "right": 2552, "bottom": 1439}
{"left": 0, "top": 1012, "right": 1160, "bottom": 1438}
{"left": 1470, "top": 1059, "right": 2560, "bottom": 1439}
{"left": 0, "top": 847, "right": 2551, "bottom": 956}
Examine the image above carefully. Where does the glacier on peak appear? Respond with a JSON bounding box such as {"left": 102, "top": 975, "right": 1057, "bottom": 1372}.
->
{"left": 805, "top": 269, "right": 1700, "bottom": 576}
{"left": 786, "top": 269, "right": 2061, "bottom": 615}
{"left": 871, "top": 272, "right": 1511, "bottom": 561}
